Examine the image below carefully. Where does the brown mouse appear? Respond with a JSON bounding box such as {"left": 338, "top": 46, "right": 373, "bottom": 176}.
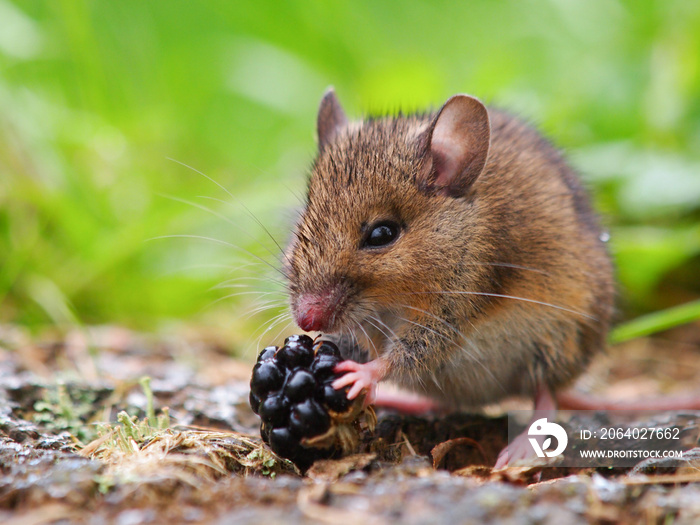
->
{"left": 284, "top": 88, "right": 615, "bottom": 465}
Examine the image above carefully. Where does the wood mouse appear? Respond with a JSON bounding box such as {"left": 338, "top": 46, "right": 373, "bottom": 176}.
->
{"left": 284, "top": 88, "right": 616, "bottom": 466}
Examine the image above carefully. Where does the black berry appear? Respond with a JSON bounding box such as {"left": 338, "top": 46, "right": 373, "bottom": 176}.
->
{"left": 284, "top": 334, "right": 314, "bottom": 347}
{"left": 277, "top": 342, "right": 314, "bottom": 369}
{"left": 257, "top": 345, "right": 277, "bottom": 362}
{"left": 289, "top": 399, "right": 330, "bottom": 438}
{"left": 321, "top": 382, "right": 352, "bottom": 413}
{"left": 249, "top": 391, "right": 262, "bottom": 414}
{"left": 315, "top": 341, "right": 341, "bottom": 358}
{"left": 311, "top": 354, "right": 341, "bottom": 380}
{"left": 258, "top": 394, "right": 289, "bottom": 427}
{"left": 284, "top": 370, "right": 317, "bottom": 403}
{"left": 249, "top": 337, "right": 361, "bottom": 470}
{"left": 250, "top": 361, "right": 284, "bottom": 396}
{"left": 269, "top": 427, "right": 300, "bottom": 459}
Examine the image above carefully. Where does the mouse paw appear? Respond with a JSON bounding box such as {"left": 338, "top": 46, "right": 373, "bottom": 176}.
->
{"left": 332, "top": 360, "right": 386, "bottom": 406}
{"left": 494, "top": 431, "right": 546, "bottom": 469}
{"left": 495, "top": 385, "right": 558, "bottom": 469}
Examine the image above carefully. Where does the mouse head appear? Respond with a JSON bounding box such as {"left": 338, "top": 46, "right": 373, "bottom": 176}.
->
{"left": 287, "top": 89, "right": 491, "bottom": 334}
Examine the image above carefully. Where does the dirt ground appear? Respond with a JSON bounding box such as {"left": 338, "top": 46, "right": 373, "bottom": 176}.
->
{"left": 1, "top": 323, "right": 700, "bottom": 524}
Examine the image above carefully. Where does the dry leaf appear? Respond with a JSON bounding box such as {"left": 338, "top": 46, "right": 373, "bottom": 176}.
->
{"left": 306, "top": 453, "right": 376, "bottom": 482}
{"left": 431, "top": 437, "right": 486, "bottom": 469}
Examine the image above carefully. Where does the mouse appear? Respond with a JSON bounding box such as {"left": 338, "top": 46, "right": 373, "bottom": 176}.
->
{"left": 284, "top": 88, "right": 616, "bottom": 467}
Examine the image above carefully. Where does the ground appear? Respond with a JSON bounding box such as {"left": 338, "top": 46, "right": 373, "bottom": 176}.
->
{"left": 1, "top": 324, "right": 700, "bottom": 524}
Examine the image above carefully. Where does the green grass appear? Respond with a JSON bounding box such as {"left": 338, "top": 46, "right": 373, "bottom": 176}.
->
{"left": 1, "top": 0, "right": 699, "bottom": 344}
{"left": 610, "top": 299, "right": 700, "bottom": 344}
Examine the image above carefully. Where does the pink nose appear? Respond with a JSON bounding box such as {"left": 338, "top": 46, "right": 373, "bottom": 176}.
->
{"left": 295, "top": 292, "right": 337, "bottom": 332}
{"left": 297, "top": 305, "right": 330, "bottom": 332}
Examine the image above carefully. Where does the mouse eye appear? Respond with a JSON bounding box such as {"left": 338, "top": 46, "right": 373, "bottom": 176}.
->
{"left": 362, "top": 220, "right": 401, "bottom": 249}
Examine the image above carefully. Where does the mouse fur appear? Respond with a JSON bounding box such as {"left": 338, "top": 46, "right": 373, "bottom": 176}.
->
{"left": 285, "top": 90, "right": 614, "bottom": 410}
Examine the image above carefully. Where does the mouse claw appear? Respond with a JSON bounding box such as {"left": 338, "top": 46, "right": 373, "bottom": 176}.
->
{"left": 333, "top": 359, "right": 387, "bottom": 406}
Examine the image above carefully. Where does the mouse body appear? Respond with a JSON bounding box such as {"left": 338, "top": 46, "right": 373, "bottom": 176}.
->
{"left": 284, "top": 90, "right": 614, "bottom": 463}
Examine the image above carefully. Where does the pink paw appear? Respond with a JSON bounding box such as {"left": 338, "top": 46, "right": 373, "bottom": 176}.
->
{"left": 494, "top": 431, "right": 545, "bottom": 469}
{"left": 332, "top": 360, "right": 386, "bottom": 405}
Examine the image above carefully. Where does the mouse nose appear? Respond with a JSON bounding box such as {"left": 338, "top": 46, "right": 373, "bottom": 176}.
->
{"left": 294, "top": 290, "right": 341, "bottom": 333}
{"left": 296, "top": 303, "right": 331, "bottom": 332}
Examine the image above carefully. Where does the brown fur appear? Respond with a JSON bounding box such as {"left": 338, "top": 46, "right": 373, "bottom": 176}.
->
{"left": 286, "top": 93, "right": 614, "bottom": 410}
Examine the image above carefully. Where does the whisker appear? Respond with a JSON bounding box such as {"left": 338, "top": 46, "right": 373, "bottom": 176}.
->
{"left": 365, "top": 316, "right": 396, "bottom": 343}
{"left": 379, "top": 291, "right": 595, "bottom": 321}
{"left": 221, "top": 260, "right": 271, "bottom": 272}
{"left": 398, "top": 304, "right": 467, "bottom": 341}
{"left": 339, "top": 326, "right": 362, "bottom": 362}
{"left": 242, "top": 300, "right": 287, "bottom": 320}
{"left": 354, "top": 319, "right": 378, "bottom": 359}
{"left": 463, "top": 261, "right": 550, "bottom": 275}
{"left": 247, "top": 309, "right": 292, "bottom": 354}
{"left": 394, "top": 315, "right": 457, "bottom": 347}
{"left": 149, "top": 234, "right": 287, "bottom": 279}
{"left": 197, "top": 194, "right": 292, "bottom": 268}
{"left": 212, "top": 284, "right": 286, "bottom": 298}
{"left": 248, "top": 311, "right": 293, "bottom": 358}
{"left": 211, "top": 283, "right": 255, "bottom": 291}
{"left": 210, "top": 289, "right": 285, "bottom": 299}
{"left": 269, "top": 316, "right": 296, "bottom": 348}
{"left": 251, "top": 310, "right": 289, "bottom": 335}
{"left": 283, "top": 182, "right": 307, "bottom": 208}
{"left": 157, "top": 192, "right": 286, "bottom": 268}
{"left": 252, "top": 311, "right": 292, "bottom": 341}
{"left": 349, "top": 328, "right": 360, "bottom": 357}
{"left": 173, "top": 263, "right": 243, "bottom": 272}
{"left": 205, "top": 291, "right": 282, "bottom": 311}
{"left": 166, "top": 157, "right": 292, "bottom": 269}
{"left": 215, "top": 275, "right": 288, "bottom": 289}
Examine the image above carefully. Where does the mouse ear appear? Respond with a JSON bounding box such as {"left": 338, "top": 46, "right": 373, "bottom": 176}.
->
{"left": 419, "top": 95, "right": 490, "bottom": 197}
{"left": 317, "top": 87, "right": 348, "bottom": 151}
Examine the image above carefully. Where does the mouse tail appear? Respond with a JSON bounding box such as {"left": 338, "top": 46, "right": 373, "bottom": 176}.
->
{"left": 556, "top": 390, "right": 700, "bottom": 411}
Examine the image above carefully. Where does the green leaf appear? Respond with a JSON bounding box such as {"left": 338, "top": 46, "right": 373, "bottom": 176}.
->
{"left": 610, "top": 299, "right": 700, "bottom": 344}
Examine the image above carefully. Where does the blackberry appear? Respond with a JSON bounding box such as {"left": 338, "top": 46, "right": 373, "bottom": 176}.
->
{"left": 284, "top": 370, "right": 317, "bottom": 403}
{"left": 284, "top": 334, "right": 314, "bottom": 347}
{"left": 320, "top": 381, "right": 352, "bottom": 413}
{"left": 311, "top": 354, "right": 341, "bottom": 380}
{"left": 257, "top": 345, "right": 277, "bottom": 362}
{"left": 249, "top": 391, "right": 262, "bottom": 414}
{"left": 249, "top": 336, "right": 375, "bottom": 470}
{"left": 276, "top": 340, "right": 314, "bottom": 369}
{"left": 258, "top": 394, "right": 289, "bottom": 427}
{"left": 250, "top": 361, "right": 284, "bottom": 396}
{"left": 314, "top": 341, "right": 341, "bottom": 358}
{"left": 268, "top": 427, "right": 298, "bottom": 458}
{"left": 289, "top": 398, "right": 330, "bottom": 437}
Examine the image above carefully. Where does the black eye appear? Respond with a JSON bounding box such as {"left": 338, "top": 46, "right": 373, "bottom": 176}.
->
{"left": 362, "top": 221, "right": 401, "bottom": 248}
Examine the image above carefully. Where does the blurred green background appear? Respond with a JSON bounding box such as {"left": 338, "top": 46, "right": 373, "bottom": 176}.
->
{"left": 1, "top": 0, "right": 700, "bottom": 346}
